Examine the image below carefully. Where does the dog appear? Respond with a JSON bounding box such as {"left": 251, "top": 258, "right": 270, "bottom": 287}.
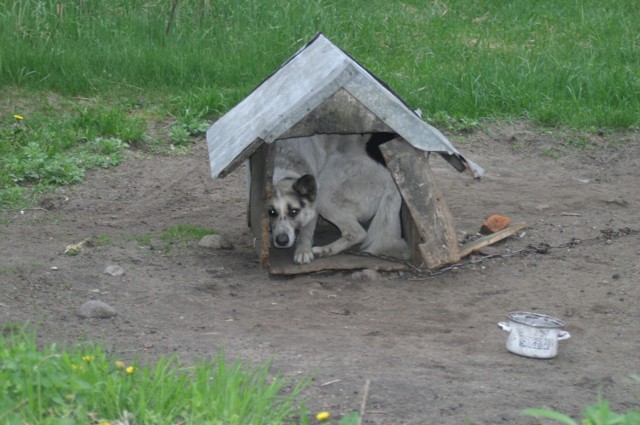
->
{"left": 269, "top": 133, "right": 410, "bottom": 264}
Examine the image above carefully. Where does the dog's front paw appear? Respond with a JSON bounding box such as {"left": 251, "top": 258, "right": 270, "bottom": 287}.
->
{"left": 294, "top": 249, "right": 314, "bottom": 265}
{"left": 311, "top": 246, "right": 330, "bottom": 258}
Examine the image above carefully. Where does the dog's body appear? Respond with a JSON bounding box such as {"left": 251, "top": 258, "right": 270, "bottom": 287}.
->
{"left": 270, "top": 134, "right": 410, "bottom": 264}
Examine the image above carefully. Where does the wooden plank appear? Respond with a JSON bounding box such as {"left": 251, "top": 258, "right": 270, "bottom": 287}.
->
{"left": 248, "top": 141, "right": 274, "bottom": 268}
{"left": 343, "top": 72, "right": 484, "bottom": 178}
{"left": 459, "top": 223, "right": 527, "bottom": 258}
{"left": 269, "top": 250, "right": 408, "bottom": 275}
{"left": 400, "top": 202, "right": 423, "bottom": 265}
{"left": 268, "top": 220, "right": 408, "bottom": 274}
{"left": 380, "top": 139, "right": 460, "bottom": 269}
{"left": 219, "top": 137, "right": 262, "bottom": 179}
{"left": 208, "top": 36, "right": 354, "bottom": 179}
{"left": 207, "top": 34, "right": 484, "bottom": 181}
{"left": 279, "top": 88, "right": 393, "bottom": 138}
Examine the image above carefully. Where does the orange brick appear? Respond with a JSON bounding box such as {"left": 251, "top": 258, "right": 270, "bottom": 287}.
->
{"left": 480, "top": 215, "right": 510, "bottom": 234}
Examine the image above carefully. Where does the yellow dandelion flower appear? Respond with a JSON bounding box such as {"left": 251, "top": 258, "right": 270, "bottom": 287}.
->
{"left": 125, "top": 366, "right": 135, "bottom": 375}
{"left": 97, "top": 420, "right": 111, "bottom": 425}
{"left": 115, "top": 360, "right": 126, "bottom": 368}
{"left": 14, "top": 114, "right": 24, "bottom": 121}
{"left": 315, "top": 411, "right": 330, "bottom": 422}
{"left": 82, "top": 355, "right": 94, "bottom": 362}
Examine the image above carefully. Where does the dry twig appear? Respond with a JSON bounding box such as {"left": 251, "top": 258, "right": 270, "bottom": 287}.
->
{"left": 359, "top": 379, "right": 371, "bottom": 425}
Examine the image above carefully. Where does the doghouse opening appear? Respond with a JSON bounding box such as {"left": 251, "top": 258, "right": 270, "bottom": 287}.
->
{"left": 247, "top": 132, "right": 460, "bottom": 275}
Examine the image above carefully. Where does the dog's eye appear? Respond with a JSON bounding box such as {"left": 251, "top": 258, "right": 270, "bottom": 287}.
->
{"left": 288, "top": 208, "right": 299, "bottom": 217}
{"left": 268, "top": 208, "right": 277, "bottom": 217}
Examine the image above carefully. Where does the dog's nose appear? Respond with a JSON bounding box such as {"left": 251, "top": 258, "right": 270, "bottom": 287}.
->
{"left": 275, "top": 233, "right": 289, "bottom": 247}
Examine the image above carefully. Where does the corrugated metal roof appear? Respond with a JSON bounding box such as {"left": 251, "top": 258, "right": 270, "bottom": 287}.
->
{"left": 206, "top": 33, "right": 483, "bottom": 179}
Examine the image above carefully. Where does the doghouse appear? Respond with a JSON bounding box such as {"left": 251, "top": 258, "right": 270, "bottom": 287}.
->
{"left": 206, "top": 33, "right": 485, "bottom": 275}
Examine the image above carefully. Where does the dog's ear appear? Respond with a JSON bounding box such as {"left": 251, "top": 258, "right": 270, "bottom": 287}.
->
{"left": 293, "top": 174, "right": 317, "bottom": 202}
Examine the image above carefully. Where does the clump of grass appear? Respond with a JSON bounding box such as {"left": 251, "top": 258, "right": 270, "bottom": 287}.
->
{"left": 168, "top": 123, "right": 191, "bottom": 147}
{"left": 0, "top": 325, "right": 311, "bottom": 424}
{"left": 0, "top": 102, "right": 145, "bottom": 210}
{"left": 131, "top": 234, "right": 153, "bottom": 247}
{"left": 523, "top": 377, "right": 640, "bottom": 425}
{"left": 426, "top": 111, "right": 481, "bottom": 133}
{"left": 161, "top": 224, "right": 215, "bottom": 247}
{"left": 523, "top": 401, "right": 640, "bottom": 425}
{"left": 126, "top": 226, "right": 214, "bottom": 254}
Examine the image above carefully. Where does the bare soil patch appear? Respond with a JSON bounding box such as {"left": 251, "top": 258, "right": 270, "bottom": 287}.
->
{"left": 1, "top": 123, "right": 639, "bottom": 424}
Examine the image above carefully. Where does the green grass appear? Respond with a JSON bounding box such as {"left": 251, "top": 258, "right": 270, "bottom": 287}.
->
{"left": 0, "top": 326, "right": 311, "bottom": 425}
{"left": 159, "top": 224, "right": 216, "bottom": 253}
{"left": 1, "top": 0, "right": 638, "bottom": 128}
{"left": 161, "top": 224, "right": 214, "bottom": 244}
{"left": 126, "top": 225, "right": 216, "bottom": 254}
{"left": 0, "top": 98, "right": 144, "bottom": 209}
{"left": 1, "top": 0, "right": 639, "bottom": 209}
{"left": 523, "top": 383, "right": 640, "bottom": 425}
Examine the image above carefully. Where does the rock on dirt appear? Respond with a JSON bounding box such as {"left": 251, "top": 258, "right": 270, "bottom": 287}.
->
{"left": 103, "top": 264, "right": 126, "bottom": 276}
{"left": 351, "top": 268, "right": 381, "bottom": 281}
{"left": 198, "top": 234, "right": 234, "bottom": 249}
{"left": 77, "top": 300, "right": 118, "bottom": 318}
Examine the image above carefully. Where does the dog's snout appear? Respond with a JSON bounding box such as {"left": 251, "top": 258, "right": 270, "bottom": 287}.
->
{"left": 275, "top": 233, "right": 290, "bottom": 247}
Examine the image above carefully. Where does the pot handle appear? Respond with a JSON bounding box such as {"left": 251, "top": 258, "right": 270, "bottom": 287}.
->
{"left": 557, "top": 331, "right": 571, "bottom": 341}
{"left": 497, "top": 322, "right": 510, "bottom": 332}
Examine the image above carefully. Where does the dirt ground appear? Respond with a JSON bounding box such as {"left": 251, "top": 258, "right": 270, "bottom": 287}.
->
{"left": 1, "top": 122, "right": 639, "bottom": 424}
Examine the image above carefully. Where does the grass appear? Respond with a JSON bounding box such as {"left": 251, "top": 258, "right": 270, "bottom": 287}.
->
{"left": 159, "top": 224, "right": 216, "bottom": 254}
{"left": 122, "top": 225, "right": 218, "bottom": 255}
{"left": 0, "top": 98, "right": 144, "bottom": 209}
{"left": 523, "top": 380, "right": 640, "bottom": 425}
{"left": 161, "top": 224, "right": 215, "bottom": 245}
{"left": 1, "top": 0, "right": 639, "bottom": 209}
{"left": 6, "top": 323, "right": 635, "bottom": 424}
{"left": 1, "top": 0, "right": 638, "bottom": 128}
{"left": 0, "top": 325, "right": 312, "bottom": 425}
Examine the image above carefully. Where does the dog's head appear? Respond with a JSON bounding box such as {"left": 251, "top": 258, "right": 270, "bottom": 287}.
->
{"left": 269, "top": 174, "right": 317, "bottom": 249}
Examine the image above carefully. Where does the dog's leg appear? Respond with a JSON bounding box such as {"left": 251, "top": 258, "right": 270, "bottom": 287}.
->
{"left": 312, "top": 213, "right": 367, "bottom": 258}
{"left": 294, "top": 214, "right": 318, "bottom": 264}
{"left": 361, "top": 186, "right": 410, "bottom": 259}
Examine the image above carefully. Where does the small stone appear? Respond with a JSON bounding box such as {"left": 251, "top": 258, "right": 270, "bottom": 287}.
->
{"left": 351, "top": 268, "right": 380, "bottom": 281}
{"left": 198, "top": 234, "right": 233, "bottom": 250}
{"left": 104, "top": 265, "right": 125, "bottom": 276}
{"left": 612, "top": 273, "right": 621, "bottom": 280}
{"left": 206, "top": 267, "right": 232, "bottom": 277}
{"left": 77, "top": 300, "right": 117, "bottom": 318}
{"left": 605, "top": 197, "right": 629, "bottom": 207}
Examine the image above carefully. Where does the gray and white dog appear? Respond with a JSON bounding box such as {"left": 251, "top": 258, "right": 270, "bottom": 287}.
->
{"left": 269, "top": 133, "right": 410, "bottom": 264}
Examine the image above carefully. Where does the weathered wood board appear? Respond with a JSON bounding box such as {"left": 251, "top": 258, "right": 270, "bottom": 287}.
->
{"left": 269, "top": 250, "right": 408, "bottom": 275}
{"left": 267, "top": 223, "right": 408, "bottom": 275}
{"left": 206, "top": 33, "right": 484, "bottom": 181}
{"left": 279, "top": 88, "right": 393, "bottom": 138}
{"left": 248, "top": 142, "right": 274, "bottom": 268}
{"left": 459, "top": 223, "right": 527, "bottom": 258}
{"left": 380, "top": 138, "right": 461, "bottom": 269}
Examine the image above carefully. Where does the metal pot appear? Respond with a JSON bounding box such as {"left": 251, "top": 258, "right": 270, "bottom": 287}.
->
{"left": 498, "top": 312, "right": 570, "bottom": 359}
